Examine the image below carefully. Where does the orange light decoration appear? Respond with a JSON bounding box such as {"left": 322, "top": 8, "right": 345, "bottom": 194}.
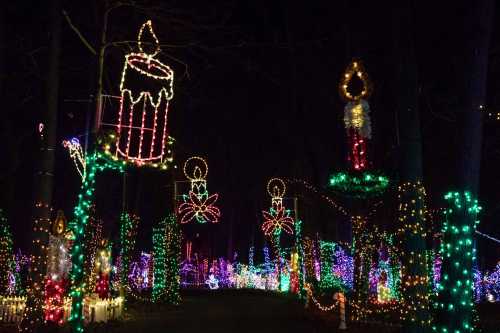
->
{"left": 178, "top": 157, "right": 220, "bottom": 224}
{"left": 261, "top": 178, "right": 294, "bottom": 236}
{"left": 339, "top": 60, "right": 373, "bottom": 171}
{"left": 103, "top": 20, "right": 175, "bottom": 168}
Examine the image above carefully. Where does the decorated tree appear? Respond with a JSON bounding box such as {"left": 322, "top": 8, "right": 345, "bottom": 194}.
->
{"left": 164, "top": 214, "right": 181, "bottom": 305}
{"left": 119, "top": 213, "right": 139, "bottom": 296}
{"left": 434, "top": 193, "right": 481, "bottom": 333}
{"left": 0, "top": 209, "right": 13, "bottom": 294}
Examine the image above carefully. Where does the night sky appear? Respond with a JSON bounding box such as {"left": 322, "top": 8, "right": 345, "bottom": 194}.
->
{"left": 1, "top": 1, "right": 500, "bottom": 266}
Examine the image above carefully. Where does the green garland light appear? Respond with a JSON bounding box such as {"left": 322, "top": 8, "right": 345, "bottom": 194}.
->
{"left": 152, "top": 220, "right": 167, "bottom": 303}
{"left": 68, "top": 151, "right": 125, "bottom": 333}
{"left": 433, "top": 191, "right": 481, "bottom": 333}
{"left": 319, "top": 241, "right": 345, "bottom": 292}
{"left": 119, "top": 212, "right": 139, "bottom": 297}
{"left": 0, "top": 209, "right": 13, "bottom": 294}
{"left": 164, "top": 214, "right": 181, "bottom": 305}
{"left": 328, "top": 171, "right": 389, "bottom": 198}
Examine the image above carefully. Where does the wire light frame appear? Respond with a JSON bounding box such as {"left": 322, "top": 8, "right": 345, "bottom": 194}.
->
{"left": 103, "top": 20, "right": 175, "bottom": 167}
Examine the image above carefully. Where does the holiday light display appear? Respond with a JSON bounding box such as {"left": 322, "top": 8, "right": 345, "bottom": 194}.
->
{"left": 63, "top": 138, "right": 86, "bottom": 181}
{"left": 434, "top": 192, "right": 481, "bottom": 333}
{"left": 0, "top": 210, "right": 13, "bottom": 294}
{"left": 68, "top": 152, "right": 124, "bottom": 333}
{"left": 261, "top": 178, "right": 294, "bottom": 236}
{"left": 119, "top": 213, "right": 139, "bottom": 295}
{"left": 206, "top": 274, "right": 219, "bottom": 289}
{"left": 484, "top": 264, "right": 500, "bottom": 301}
{"left": 319, "top": 241, "right": 345, "bottom": 291}
{"left": 94, "top": 240, "right": 111, "bottom": 299}
{"left": 178, "top": 157, "right": 220, "bottom": 224}
{"left": 101, "top": 20, "right": 175, "bottom": 168}
{"left": 339, "top": 60, "right": 372, "bottom": 171}
{"left": 164, "top": 215, "right": 181, "bottom": 305}
{"left": 45, "top": 211, "right": 71, "bottom": 324}
{"left": 128, "top": 252, "right": 152, "bottom": 292}
{"left": 152, "top": 220, "right": 166, "bottom": 302}
{"left": 397, "top": 182, "right": 431, "bottom": 326}
{"left": 82, "top": 210, "right": 102, "bottom": 295}
{"left": 43, "top": 278, "right": 66, "bottom": 324}
{"left": 328, "top": 171, "right": 389, "bottom": 198}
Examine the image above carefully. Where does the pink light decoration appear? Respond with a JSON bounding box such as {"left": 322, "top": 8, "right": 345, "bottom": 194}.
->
{"left": 178, "top": 191, "right": 221, "bottom": 224}
{"left": 261, "top": 202, "right": 294, "bottom": 236}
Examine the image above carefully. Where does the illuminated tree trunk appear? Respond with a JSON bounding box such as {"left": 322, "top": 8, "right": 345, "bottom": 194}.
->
{"left": 165, "top": 215, "right": 181, "bottom": 305}
{"left": 393, "top": 2, "right": 430, "bottom": 331}
{"left": 21, "top": 0, "right": 62, "bottom": 330}
{"left": 68, "top": 153, "right": 123, "bottom": 333}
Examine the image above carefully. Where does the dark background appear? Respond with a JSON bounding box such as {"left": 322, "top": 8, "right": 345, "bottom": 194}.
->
{"left": 1, "top": 1, "right": 499, "bottom": 267}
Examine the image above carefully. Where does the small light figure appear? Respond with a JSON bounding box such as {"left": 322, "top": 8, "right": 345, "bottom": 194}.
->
{"left": 178, "top": 156, "right": 220, "bottom": 224}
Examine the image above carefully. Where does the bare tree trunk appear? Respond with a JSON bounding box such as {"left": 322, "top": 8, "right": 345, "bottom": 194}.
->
{"left": 94, "top": 2, "right": 109, "bottom": 132}
{"left": 21, "top": 0, "right": 62, "bottom": 330}
{"left": 435, "top": 1, "right": 493, "bottom": 333}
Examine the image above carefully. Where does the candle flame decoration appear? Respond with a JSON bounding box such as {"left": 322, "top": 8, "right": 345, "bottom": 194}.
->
{"left": 339, "top": 60, "right": 372, "bottom": 171}
{"left": 102, "top": 20, "right": 175, "bottom": 168}
{"left": 178, "top": 157, "right": 221, "bottom": 224}
{"left": 261, "top": 178, "right": 294, "bottom": 236}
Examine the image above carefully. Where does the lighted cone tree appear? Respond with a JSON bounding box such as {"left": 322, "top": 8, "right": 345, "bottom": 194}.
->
{"left": 397, "top": 183, "right": 431, "bottom": 326}
{"left": 164, "top": 214, "right": 181, "bottom": 305}
{"left": 119, "top": 213, "right": 139, "bottom": 297}
{"left": 0, "top": 209, "right": 13, "bottom": 294}
{"left": 433, "top": 192, "right": 481, "bottom": 333}
{"left": 151, "top": 216, "right": 182, "bottom": 303}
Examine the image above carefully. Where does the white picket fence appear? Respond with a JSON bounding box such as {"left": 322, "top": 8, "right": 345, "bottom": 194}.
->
{"left": 0, "top": 295, "right": 123, "bottom": 324}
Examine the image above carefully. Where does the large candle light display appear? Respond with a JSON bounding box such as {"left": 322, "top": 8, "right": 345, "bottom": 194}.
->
{"left": 102, "top": 20, "right": 174, "bottom": 167}
{"left": 339, "top": 60, "right": 372, "bottom": 171}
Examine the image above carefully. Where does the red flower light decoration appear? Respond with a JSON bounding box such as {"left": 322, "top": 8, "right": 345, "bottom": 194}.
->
{"left": 261, "top": 203, "right": 294, "bottom": 236}
{"left": 178, "top": 191, "right": 221, "bottom": 224}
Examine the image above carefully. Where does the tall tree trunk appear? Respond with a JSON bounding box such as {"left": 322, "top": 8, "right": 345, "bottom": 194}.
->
{"left": 454, "top": 0, "right": 493, "bottom": 196}
{"left": 21, "top": 0, "right": 62, "bottom": 330}
{"left": 393, "top": 1, "right": 430, "bottom": 332}
{"left": 435, "top": 1, "right": 493, "bottom": 333}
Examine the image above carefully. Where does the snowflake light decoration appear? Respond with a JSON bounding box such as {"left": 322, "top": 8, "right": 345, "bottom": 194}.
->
{"left": 178, "top": 156, "right": 220, "bottom": 224}
{"left": 261, "top": 178, "right": 294, "bottom": 236}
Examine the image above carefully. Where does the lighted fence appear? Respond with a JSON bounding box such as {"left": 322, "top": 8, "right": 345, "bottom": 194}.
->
{"left": 0, "top": 295, "right": 123, "bottom": 324}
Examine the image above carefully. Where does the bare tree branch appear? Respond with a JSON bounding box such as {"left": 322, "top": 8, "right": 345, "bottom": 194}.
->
{"left": 62, "top": 9, "right": 96, "bottom": 55}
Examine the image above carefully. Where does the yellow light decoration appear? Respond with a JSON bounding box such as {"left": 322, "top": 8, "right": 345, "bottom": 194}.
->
{"left": 105, "top": 20, "right": 175, "bottom": 167}
{"left": 305, "top": 283, "right": 339, "bottom": 311}
{"left": 339, "top": 60, "right": 372, "bottom": 102}
{"left": 178, "top": 157, "right": 220, "bottom": 224}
